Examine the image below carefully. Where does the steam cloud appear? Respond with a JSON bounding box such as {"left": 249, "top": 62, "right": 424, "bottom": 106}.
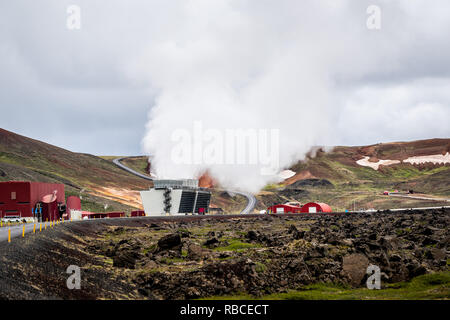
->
{"left": 135, "top": 1, "right": 450, "bottom": 193}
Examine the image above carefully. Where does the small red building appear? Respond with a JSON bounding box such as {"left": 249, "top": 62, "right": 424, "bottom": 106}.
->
{"left": 80, "top": 211, "right": 125, "bottom": 219}
{"left": 106, "top": 212, "right": 125, "bottom": 218}
{"left": 131, "top": 210, "right": 145, "bottom": 217}
{"left": 300, "top": 202, "right": 332, "bottom": 213}
{"left": 81, "top": 212, "right": 108, "bottom": 219}
{"left": 267, "top": 204, "right": 302, "bottom": 214}
{"left": 66, "top": 196, "right": 81, "bottom": 220}
{"left": 0, "top": 181, "right": 65, "bottom": 220}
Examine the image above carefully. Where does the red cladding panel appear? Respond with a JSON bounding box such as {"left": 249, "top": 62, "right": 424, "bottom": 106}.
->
{"left": 66, "top": 196, "right": 81, "bottom": 220}
{"left": 0, "top": 181, "right": 65, "bottom": 218}
{"left": 267, "top": 204, "right": 302, "bottom": 214}
{"left": 106, "top": 212, "right": 125, "bottom": 218}
{"left": 300, "top": 202, "right": 332, "bottom": 213}
{"left": 131, "top": 210, "right": 145, "bottom": 217}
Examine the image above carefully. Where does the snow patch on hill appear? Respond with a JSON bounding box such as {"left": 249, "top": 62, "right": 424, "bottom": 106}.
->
{"left": 403, "top": 152, "right": 450, "bottom": 165}
{"left": 357, "top": 152, "right": 450, "bottom": 170}
{"left": 356, "top": 157, "right": 400, "bottom": 170}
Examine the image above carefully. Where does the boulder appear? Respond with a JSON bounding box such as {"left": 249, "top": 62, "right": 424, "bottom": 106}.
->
{"left": 143, "top": 260, "right": 158, "bottom": 270}
{"left": 430, "top": 248, "right": 446, "bottom": 261}
{"left": 187, "top": 243, "right": 204, "bottom": 260}
{"left": 113, "top": 251, "right": 139, "bottom": 269}
{"left": 246, "top": 230, "right": 259, "bottom": 241}
{"left": 204, "top": 237, "right": 220, "bottom": 247}
{"left": 157, "top": 233, "right": 182, "bottom": 251}
{"left": 342, "top": 253, "right": 369, "bottom": 287}
{"left": 288, "top": 225, "right": 305, "bottom": 240}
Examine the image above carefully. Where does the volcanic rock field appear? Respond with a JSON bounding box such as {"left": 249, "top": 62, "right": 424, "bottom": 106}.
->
{"left": 0, "top": 209, "right": 448, "bottom": 299}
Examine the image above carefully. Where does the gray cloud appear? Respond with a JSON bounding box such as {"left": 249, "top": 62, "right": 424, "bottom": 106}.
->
{"left": 0, "top": 0, "right": 449, "bottom": 162}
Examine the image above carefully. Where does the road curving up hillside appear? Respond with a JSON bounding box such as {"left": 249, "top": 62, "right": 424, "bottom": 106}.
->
{"left": 112, "top": 157, "right": 257, "bottom": 214}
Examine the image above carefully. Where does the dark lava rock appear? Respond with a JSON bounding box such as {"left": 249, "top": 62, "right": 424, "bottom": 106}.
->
{"left": 246, "top": 230, "right": 259, "bottom": 241}
{"left": 187, "top": 243, "right": 204, "bottom": 260}
{"left": 290, "top": 178, "right": 333, "bottom": 188}
{"left": 422, "top": 236, "right": 438, "bottom": 246}
{"left": 178, "top": 229, "right": 191, "bottom": 238}
{"left": 389, "top": 254, "right": 402, "bottom": 262}
{"left": 113, "top": 251, "right": 140, "bottom": 269}
{"left": 157, "top": 233, "right": 182, "bottom": 251}
{"left": 368, "top": 233, "right": 377, "bottom": 241}
{"left": 279, "top": 188, "right": 309, "bottom": 198}
{"left": 203, "top": 237, "right": 220, "bottom": 247}
{"left": 149, "top": 223, "right": 164, "bottom": 230}
{"left": 287, "top": 225, "right": 305, "bottom": 240}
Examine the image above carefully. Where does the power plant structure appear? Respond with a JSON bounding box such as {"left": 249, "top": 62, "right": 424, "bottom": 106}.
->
{"left": 140, "top": 179, "right": 211, "bottom": 216}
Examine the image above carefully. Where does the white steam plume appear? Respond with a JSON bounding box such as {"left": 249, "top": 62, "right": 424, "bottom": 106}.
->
{"left": 130, "top": 1, "right": 449, "bottom": 193}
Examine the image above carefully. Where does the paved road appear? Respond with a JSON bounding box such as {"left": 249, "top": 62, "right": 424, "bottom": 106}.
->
{"left": 222, "top": 190, "right": 257, "bottom": 214}
{"left": 0, "top": 221, "right": 58, "bottom": 242}
{"left": 388, "top": 193, "right": 450, "bottom": 202}
{"left": 388, "top": 205, "right": 450, "bottom": 211}
{"left": 113, "top": 157, "right": 256, "bottom": 214}
{"left": 113, "top": 157, "right": 156, "bottom": 180}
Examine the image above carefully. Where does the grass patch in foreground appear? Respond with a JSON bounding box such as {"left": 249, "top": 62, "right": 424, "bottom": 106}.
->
{"left": 200, "top": 272, "right": 450, "bottom": 300}
{"left": 212, "top": 239, "right": 261, "bottom": 252}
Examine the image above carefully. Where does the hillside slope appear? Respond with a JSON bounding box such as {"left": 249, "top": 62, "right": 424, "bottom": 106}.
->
{"left": 286, "top": 139, "right": 450, "bottom": 193}
{"left": 258, "top": 139, "right": 450, "bottom": 211}
{"left": 0, "top": 128, "right": 149, "bottom": 212}
{"left": 107, "top": 139, "right": 450, "bottom": 212}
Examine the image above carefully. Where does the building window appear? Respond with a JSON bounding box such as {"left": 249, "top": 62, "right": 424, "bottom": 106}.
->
{"left": 11, "top": 192, "right": 16, "bottom": 200}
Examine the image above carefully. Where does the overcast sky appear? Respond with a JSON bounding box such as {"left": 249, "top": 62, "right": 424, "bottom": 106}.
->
{"left": 0, "top": 0, "right": 449, "bottom": 156}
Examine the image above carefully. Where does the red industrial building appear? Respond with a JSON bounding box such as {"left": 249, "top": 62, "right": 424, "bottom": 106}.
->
{"left": 81, "top": 211, "right": 125, "bottom": 219}
{"left": 81, "top": 212, "right": 107, "bottom": 219}
{"left": 267, "top": 204, "right": 302, "bottom": 214}
{"left": 0, "top": 181, "right": 65, "bottom": 221}
{"left": 66, "top": 195, "right": 81, "bottom": 220}
{"left": 106, "top": 211, "right": 125, "bottom": 218}
{"left": 267, "top": 202, "right": 332, "bottom": 214}
{"left": 300, "top": 202, "right": 332, "bottom": 213}
{"left": 131, "top": 210, "right": 145, "bottom": 217}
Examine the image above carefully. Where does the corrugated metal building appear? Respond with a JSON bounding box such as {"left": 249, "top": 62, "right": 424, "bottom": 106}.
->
{"left": 267, "top": 204, "right": 302, "bottom": 214}
{"left": 0, "top": 181, "right": 65, "bottom": 220}
{"left": 131, "top": 210, "right": 145, "bottom": 217}
{"left": 81, "top": 211, "right": 125, "bottom": 219}
{"left": 106, "top": 212, "right": 125, "bottom": 218}
{"left": 300, "top": 202, "right": 332, "bottom": 213}
{"left": 66, "top": 196, "right": 81, "bottom": 220}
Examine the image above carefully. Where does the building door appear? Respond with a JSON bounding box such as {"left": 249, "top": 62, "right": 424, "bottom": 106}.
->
{"left": 309, "top": 206, "right": 317, "bottom": 213}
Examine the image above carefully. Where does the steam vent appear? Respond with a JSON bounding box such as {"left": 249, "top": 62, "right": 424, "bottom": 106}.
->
{"left": 140, "top": 179, "right": 211, "bottom": 216}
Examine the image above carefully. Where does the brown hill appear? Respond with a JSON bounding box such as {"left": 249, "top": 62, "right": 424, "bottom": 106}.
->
{"left": 0, "top": 128, "right": 149, "bottom": 211}
{"left": 286, "top": 138, "right": 450, "bottom": 194}
{"left": 254, "top": 138, "right": 450, "bottom": 212}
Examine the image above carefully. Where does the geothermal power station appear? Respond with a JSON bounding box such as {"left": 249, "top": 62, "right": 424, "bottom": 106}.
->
{"left": 140, "top": 179, "right": 211, "bottom": 215}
